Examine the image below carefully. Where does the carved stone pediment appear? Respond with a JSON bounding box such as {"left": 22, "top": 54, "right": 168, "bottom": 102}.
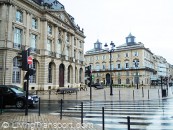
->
{"left": 50, "top": 11, "right": 74, "bottom": 27}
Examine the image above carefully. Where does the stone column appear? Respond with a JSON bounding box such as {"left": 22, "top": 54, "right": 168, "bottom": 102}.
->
{"left": 64, "top": 63, "right": 68, "bottom": 87}
{"left": 71, "top": 35, "right": 74, "bottom": 58}
{"left": 39, "top": 57, "right": 48, "bottom": 90}
{"left": 25, "top": 11, "right": 31, "bottom": 48}
{"left": 54, "top": 26, "right": 58, "bottom": 53}
{"left": 42, "top": 20, "right": 47, "bottom": 51}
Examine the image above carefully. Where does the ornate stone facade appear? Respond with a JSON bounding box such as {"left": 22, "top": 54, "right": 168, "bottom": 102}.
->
{"left": 85, "top": 34, "right": 173, "bottom": 87}
{"left": 0, "top": 0, "right": 85, "bottom": 90}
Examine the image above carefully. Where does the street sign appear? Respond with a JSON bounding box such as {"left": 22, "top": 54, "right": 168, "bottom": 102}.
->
{"left": 27, "top": 56, "right": 33, "bottom": 64}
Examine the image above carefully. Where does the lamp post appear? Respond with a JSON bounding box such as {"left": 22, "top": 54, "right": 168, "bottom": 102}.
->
{"left": 134, "top": 60, "right": 139, "bottom": 89}
{"left": 104, "top": 41, "right": 115, "bottom": 95}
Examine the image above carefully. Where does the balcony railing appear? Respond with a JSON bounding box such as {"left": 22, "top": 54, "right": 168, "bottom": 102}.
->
{"left": 30, "top": 47, "right": 40, "bottom": 54}
{"left": 13, "top": 43, "right": 21, "bottom": 49}
{"left": 48, "top": 51, "right": 56, "bottom": 57}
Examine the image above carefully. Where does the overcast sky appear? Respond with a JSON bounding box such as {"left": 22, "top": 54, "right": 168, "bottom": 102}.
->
{"left": 60, "top": 0, "right": 173, "bottom": 64}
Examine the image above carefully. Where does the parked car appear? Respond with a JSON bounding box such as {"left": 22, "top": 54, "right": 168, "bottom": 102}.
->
{"left": 0, "top": 85, "right": 39, "bottom": 109}
{"left": 91, "top": 83, "right": 104, "bottom": 89}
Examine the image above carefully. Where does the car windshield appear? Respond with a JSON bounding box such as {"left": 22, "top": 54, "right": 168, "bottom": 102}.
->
{"left": 11, "top": 88, "right": 23, "bottom": 94}
{"left": 12, "top": 86, "right": 24, "bottom": 92}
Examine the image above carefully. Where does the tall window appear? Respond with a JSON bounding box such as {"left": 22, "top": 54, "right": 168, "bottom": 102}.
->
{"left": 12, "top": 57, "right": 20, "bottom": 83}
{"left": 30, "top": 60, "right": 36, "bottom": 83}
{"left": 48, "top": 24, "right": 52, "bottom": 35}
{"left": 48, "top": 63, "right": 52, "bottom": 83}
{"left": 102, "top": 55, "right": 106, "bottom": 60}
{"left": 16, "top": 10, "right": 23, "bottom": 23}
{"left": 125, "top": 62, "right": 129, "bottom": 69}
{"left": 96, "top": 64, "right": 100, "bottom": 71}
{"left": 103, "top": 63, "right": 106, "bottom": 70}
{"left": 32, "top": 18, "right": 37, "bottom": 29}
{"left": 80, "top": 41, "right": 82, "bottom": 48}
{"left": 31, "top": 34, "right": 37, "bottom": 49}
{"left": 117, "top": 63, "right": 121, "bottom": 69}
{"left": 14, "top": 28, "right": 22, "bottom": 48}
{"left": 125, "top": 53, "right": 129, "bottom": 57}
{"left": 57, "top": 39, "right": 62, "bottom": 54}
{"left": 74, "top": 50, "right": 76, "bottom": 59}
{"left": 74, "top": 38, "right": 76, "bottom": 46}
{"left": 79, "top": 52, "right": 82, "bottom": 61}
{"left": 47, "top": 39, "right": 51, "bottom": 51}
{"left": 66, "top": 33, "right": 70, "bottom": 42}
{"left": 96, "top": 56, "right": 99, "bottom": 60}
{"left": 66, "top": 47, "right": 69, "bottom": 57}
{"left": 133, "top": 59, "right": 139, "bottom": 68}
{"left": 117, "top": 53, "right": 120, "bottom": 58}
{"left": 134, "top": 51, "right": 138, "bottom": 56}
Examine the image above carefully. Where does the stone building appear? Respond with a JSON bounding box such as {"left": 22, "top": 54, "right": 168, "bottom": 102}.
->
{"left": 85, "top": 33, "right": 158, "bottom": 87}
{"left": 0, "top": 0, "right": 85, "bottom": 90}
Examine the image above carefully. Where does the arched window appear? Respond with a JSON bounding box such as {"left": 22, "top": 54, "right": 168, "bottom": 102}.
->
{"left": 126, "top": 78, "right": 130, "bottom": 84}
{"left": 48, "top": 63, "right": 52, "bottom": 83}
{"left": 12, "top": 57, "right": 21, "bottom": 83}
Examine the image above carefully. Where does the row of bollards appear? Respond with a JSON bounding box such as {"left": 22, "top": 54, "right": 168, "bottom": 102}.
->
{"left": 59, "top": 99, "right": 131, "bottom": 130}
{"left": 115, "top": 87, "right": 160, "bottom": 100}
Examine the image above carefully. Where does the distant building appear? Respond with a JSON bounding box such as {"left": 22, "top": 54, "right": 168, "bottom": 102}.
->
{"left": 0, "top": 0, "right": 85, "bottom": 90}
{"left": 85, "top": 33, "right": 173, "bottom": 86}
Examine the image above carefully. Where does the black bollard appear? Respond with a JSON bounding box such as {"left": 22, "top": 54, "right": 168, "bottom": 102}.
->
{"left": 119, "top": 90, "right": 120, "bottom": 100}
{"left": 60, "top": 99, "right": 63, "bottom": 120}
{"left": 148, "top": 90, "right": 149, "bottom": 100}
{"left": 81, "top": 102, "right": 83, "bottom": 125}
{"left": 133, "top": 90, "right": 134, "bottom": 100}
{"left": 142, "top": 87, "right": 144, "bottom": 97}
{"left": 49, "top": 90, "right": 51, "bottom": 100}
{"left": 158, "top": 89, "right": 160, "bottom": 98}
{"left": 102, "top": 107, "right": 105, "bottom": 130}
{"left": 127, "top": 116, "right": 130, "bottom": 130}
{"left": 38, "top": 97, "right": 40, "bottom": 116}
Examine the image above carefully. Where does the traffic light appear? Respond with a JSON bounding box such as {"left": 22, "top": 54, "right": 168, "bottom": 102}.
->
{"left": 24, "top": 68, "right": 36, "bottom": 80}
{"left": 17, "top": 50, "right": 28, "bottom": 71}
{"left": 85, "top": 65, "right": 92, "bottom": 87}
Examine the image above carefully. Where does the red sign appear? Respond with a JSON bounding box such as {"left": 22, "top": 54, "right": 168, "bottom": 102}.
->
{"left": 28, "top": 56, "right": 33, "bottom": 64}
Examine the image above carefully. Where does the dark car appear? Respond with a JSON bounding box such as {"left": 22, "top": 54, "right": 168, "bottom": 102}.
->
{"left": 0, "top": 85, "right": 39, "bottom": 109}
{"left": 91, "top": 83, "right": 104, "bottom": 89}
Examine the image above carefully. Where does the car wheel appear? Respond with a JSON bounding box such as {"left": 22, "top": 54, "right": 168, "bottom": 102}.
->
{"left": 16, "top": 100, "right": 25, "bottom": 109}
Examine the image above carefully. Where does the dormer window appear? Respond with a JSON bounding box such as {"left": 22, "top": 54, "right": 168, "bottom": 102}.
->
{"left": 126, "top": 33, "right": 135, "bottom": 45}
{"left": 127, "top": 38, "right": 131, "bottom": 43}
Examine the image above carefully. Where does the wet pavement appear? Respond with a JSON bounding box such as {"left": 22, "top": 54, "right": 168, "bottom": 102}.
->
{"left": 1, "top": 86, "right": 173, "bottom": 129}
{"left": 57, "top": 98, "right": 173, "bottom": 130}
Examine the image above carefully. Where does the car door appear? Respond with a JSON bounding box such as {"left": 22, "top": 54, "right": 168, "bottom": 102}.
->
{"left": 2, "top": 87, "right": 15, "bottom": 105}
{"left": 0, "top": 87, "right": 3, "bottom": 107}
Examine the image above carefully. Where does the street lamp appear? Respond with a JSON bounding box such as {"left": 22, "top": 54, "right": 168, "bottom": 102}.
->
{"left": 104, "top": 41, "right": 115, "bottom": 95}
{"left": 134, "top": 60, "right": 139, "bottom": 89}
